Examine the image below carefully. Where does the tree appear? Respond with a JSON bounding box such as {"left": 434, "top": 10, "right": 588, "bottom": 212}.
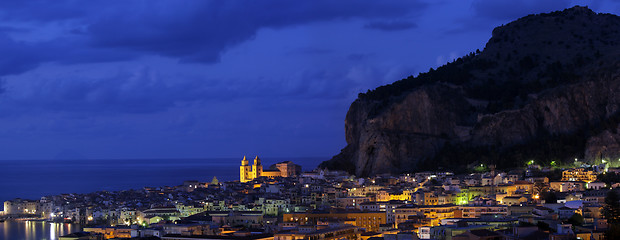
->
{"left": 598, "top": 172, "right": 620, "bottom": 186}
{"left": 567, "top": 213, "right": 584, "bottom": 226}
{"left": 533, "top": 181, "right": 548, "bottom": 195}
{"left": 606, "top": 222, "right": 620, "bottom": 240}
{"left": 603, "top": 189, "right": 620, "bottom": 239}
{"left": 541, "top": 191, "right": 557, "bottom": 204}
{"left": 602, "top": 190, "right": 620, "bottom": 224}
{"left": 537, "top": 221, "right": 551, "bottom": 231}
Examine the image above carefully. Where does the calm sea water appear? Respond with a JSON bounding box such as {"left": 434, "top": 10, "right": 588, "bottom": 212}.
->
{"left": 0, "top": 221, "right": 80, "bottom": 240}
{"left": 0, "top": 158, "right": 325, "bottom": 210}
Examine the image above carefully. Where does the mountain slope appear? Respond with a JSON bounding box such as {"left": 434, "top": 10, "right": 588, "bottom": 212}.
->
{"left": 320, "top": 6, "right": 620, "bottom": 176}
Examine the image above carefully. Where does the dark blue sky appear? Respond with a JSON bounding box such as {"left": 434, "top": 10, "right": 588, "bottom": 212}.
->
{"left": 0, "top": 0, "right": 617, "bottom": 160}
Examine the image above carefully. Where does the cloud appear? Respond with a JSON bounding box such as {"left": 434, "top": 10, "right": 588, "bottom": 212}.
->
{"left": 3, "top": 59, "right": 408, "bottom": 116}
{"left": 7, "top": 67, "right": 215, "bottom": 114}
{"left": 471, "top": 0, "right": 572, "bottom": 20}
{"left": 0, "top": 25, "right": 28, "bottom": 33}
{"left": 364, "top": 20, "right": 417, "bottom": 31}
{"left": 0, "top": 0, "right": 98, "bottom": 22}
{"left": 85, "top": 1, "right": 427, "bottom": 63}
{"left": 290, "top": 47, "right": 333, "bottom": 55}
{"left": 2, "top": 67, "right": 326, "bottom": 115}
{"left": 0, "top": 34, "right": 50, "bottom": 75}
{"left": 347, "top": 53, "right": 374, "bottom": 61}
{"left": 0, "top": 33, "right": 143, "bottom": 76}
{"left": 0, "top": 0, "right": 427, "bottom": 77}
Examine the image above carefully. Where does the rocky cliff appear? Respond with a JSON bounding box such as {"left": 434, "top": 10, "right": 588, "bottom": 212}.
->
{"left": 320, "top": 6, "right": 620, "bottom": 176}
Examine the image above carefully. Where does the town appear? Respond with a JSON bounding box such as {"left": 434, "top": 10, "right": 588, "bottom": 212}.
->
{"left": 1, "top": 156, "right": 619, "bottom": 240}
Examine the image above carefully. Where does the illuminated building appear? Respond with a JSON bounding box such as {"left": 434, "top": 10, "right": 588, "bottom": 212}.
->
{"left": 452, "top": 229, "right": 503, "bottom": 240}
{"left": 389, "top": 190, "right": 413, "bottom": 201}
{"left": 349, "top": 185, "right": 383, "bottom": 198}
{"left": 139, "top": 207, "right": 181, "bottom": 224}
{"left": 240, "top": 156, "right": 298, "bottom": 182}
{"left": 82, "top": 226, "right": 132, "bottom": 239}
{"left": 587, "top": 182, "right": 606, "bottom": 190}
{"left": 359, "top": 200, "right": 406, "bottom": 224}
{"left": 550, "top": 181, "right": 586, "bottom": 192}
{"left": 283, "top": 211, "right": 386, "bottom": 232}
{"left": 581, "top": 204, "right": 603, "bottom": 223}
{"left": 162, "top": 223, "right": 218, "bottom": 236}
{"left": 58, "top": 232, "right": 104, "bottom": 239}
{"left": 467, "top": 181, "right": 533, "bottom": 198}
{"left": 256, "top": 198, "right": 291, "bottom": 216}
{"left": 336, "top": 196, "right": 372, "bottom": 209}
{"left": 499, "top": 196, "right": 528, "bottom": 206}
{"left": 561, "top": 168, "right": 597, "bottom": 182}
{"left": 240, "top": 156, "right": 258, "bottom": 182}
{"left": 394, "top": 204, "right": 458, "bottom": 227}
{"left": 394, "top": 204, "right": 509, "bottom": 228}
{"left": 175, "top": 203, "right": 207, "bottom": 217}
{"left": 3, "top": 199, "right": 40, "bottom": 215}
{"left": 274, "top": 225, "right": 362, "bottom": 240}
{"left": 275, "top": 161, "right": 297, "bottom": 178}
{"left": 413, "top": 191, "right": 440, "bottom": 206}
{"left": 427, "top": 225, "right": 497, "bottom": 240}
{"left": 208, "top": 211, "right": 264, "bottom": 228}
{"left": 458, "top": 205, "right": 508, "bottom": 218}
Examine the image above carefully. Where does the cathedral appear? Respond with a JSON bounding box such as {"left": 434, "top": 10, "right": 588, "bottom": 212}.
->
{"left": 239, "top": 156, "right": 298, "bottom": 182}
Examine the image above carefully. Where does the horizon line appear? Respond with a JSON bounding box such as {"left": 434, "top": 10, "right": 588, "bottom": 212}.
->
{"left": 0, "top": 156, "right": 331, "bottom": 161}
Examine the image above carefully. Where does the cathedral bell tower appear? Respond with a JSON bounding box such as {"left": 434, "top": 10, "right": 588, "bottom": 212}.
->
{"left": 253, "top": 156, "right": 263, "bottom": 179}
{"left": 240, "top": 156, "right": 251, "bottom": 182}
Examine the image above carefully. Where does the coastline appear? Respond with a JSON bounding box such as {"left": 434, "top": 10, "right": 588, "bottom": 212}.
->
{"left": 1, "top": 157, "right": 324, "bottom": 211}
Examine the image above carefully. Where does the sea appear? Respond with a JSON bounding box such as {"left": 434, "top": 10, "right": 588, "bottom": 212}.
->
{"left": 0, "top": 221, "right": 79, "bottom": 240}
{"left": 0, "top": 157, "right": 326, "bottom": 240}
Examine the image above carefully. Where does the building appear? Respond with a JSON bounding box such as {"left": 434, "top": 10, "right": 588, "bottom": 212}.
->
{"left": 162, "top": 223, "right": 217, "bottom": 236}
{"left": 83, "top": 226, "right": 133, "bottom": 239}
{"left": 452, "top": 229, "right": 504, "bottom": 240}
{"left": 359, "top": 200, "right": 406, "bottom": 224}
{"left": 336, "top": 196, "right": 372, "bottom": 209}
{"left": 458, "top": 206, "right": 508, "bottom": 219}
{"left": 283, "top": 211, "right": 386, "bottom": 232}
{"left": 394, "top": 204, "right": 459, "bottom": 227}
{"left": 59, "top": 232, "right": 104, "bottom": 240}
{"left": 428, "top": 225, "right": 496, "bottom": 240}
{"left": 161, "top": 233, "right": 274, "bottom": 240}
{"left": 498, "top": 196, "right": 527, "bottom": 206}
{"left": 240, "top": 156, "right": 298, "bottom": 182}
{"left": 208, "top": 211, "right": 264, "bottom": 228}
{"left": 139, "top": 206, "right": 181, "bottom": 224}
{"left": 275, "top": 161, "right": 298, "bottom": 178}
{"left": 274, "top": 224, "right": 363, "bottom": 240}
{"left": 586, "top": 182, "right": 606, "bottom": 190}
{"left": 549, "top": 181, "right": 586, "bottom": 193}
{"left": 240, "top": 156, "right": 261, "bottom": 182}
{"left": 4, "top": 198, "right": 41, "bottom": 215}
{"left": 561, "top": 168, "right": 597, "bottom": 183}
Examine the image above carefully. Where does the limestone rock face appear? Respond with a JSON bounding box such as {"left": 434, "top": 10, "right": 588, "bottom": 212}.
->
{"left": 320, "top": 6, "right": 620, "bottom": 176}
{"left": 585, "top": 124, "right": 620, "bottom": 162}
{"left": 471, "top": 79, "right": 620, "bottom": 146}
{"left": 343, "top": 85, "right": 474, "bottom": 176}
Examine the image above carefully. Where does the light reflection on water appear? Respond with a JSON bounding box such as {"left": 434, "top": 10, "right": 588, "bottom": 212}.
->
{"left": 0, "top": 220, "right": 81, "bottom": 240}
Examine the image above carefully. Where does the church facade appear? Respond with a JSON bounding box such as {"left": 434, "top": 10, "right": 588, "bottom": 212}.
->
{"left": 240, "top": 156, "right": 297, "bottom": 182}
